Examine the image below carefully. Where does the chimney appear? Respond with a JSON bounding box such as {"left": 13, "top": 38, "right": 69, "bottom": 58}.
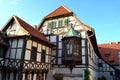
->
{"left": 116, "top": 42, "right": 120, "bottom": 44}
{"left": 33, "top": 25, "right": 37, "bottom": 30}
{"left": 109, "top": 42, "right": 112, "bottom": 44}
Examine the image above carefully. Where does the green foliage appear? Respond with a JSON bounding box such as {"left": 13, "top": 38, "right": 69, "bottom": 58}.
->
{"left": 84, "top": 69, "right": 90, "bottom": 80}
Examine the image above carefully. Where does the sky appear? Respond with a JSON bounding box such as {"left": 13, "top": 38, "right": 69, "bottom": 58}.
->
{"left": 0, "top": 0, "right": 120, "bottom": 44}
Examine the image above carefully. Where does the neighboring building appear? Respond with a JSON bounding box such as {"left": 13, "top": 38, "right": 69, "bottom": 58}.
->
{"left": 98, "top": 42, "right": 120, "bottom": 78}
{"left": 0, "top": 16, "right": 54, "bottom": 80}
{"left": 38, "top": 5, "right": 116, "bottom": 80}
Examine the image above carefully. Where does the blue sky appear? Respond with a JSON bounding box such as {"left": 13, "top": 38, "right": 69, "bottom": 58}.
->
{"left": 0, "top": 0, "right": 120, "bottom": 44}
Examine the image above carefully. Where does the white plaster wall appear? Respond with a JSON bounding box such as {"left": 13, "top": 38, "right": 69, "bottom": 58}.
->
{"left": 25, "top": 50, "right": 30, "bottom": 60}
{"left": 17, "top": 29, "right": 25, "bottom": 35}
{"left": 37, "top": 44, "right": 41, "bottom": 52}
{"left": 42, "top": 45, "right": 45, "bottom": 50}
{"left": 81, "top": 31, "right": 86, "bottom": 38}
{"left": 46, "top": 55, "right": 49, "bottom": 63}
{"left": 37, "top": 53, "right": 41, "bottom": 62}
{"left": 26, "top": 40, "right": 32, "bottom": 49}
{"left": 32, "top": 41, "right": 37, "bottom": 47}
{"left": 46, "top": 47, "right": 49, "bottom": 54}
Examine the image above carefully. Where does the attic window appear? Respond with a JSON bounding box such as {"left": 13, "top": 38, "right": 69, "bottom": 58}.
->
{"left": 51, "top": 21, "right": 56, "bottom": 28}
{"left": 105, "top": 53, "right": 110, "bottom": 57}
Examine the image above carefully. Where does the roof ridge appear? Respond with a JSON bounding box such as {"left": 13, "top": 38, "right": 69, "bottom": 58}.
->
{"left": 45, "top": 5, "right": 73, "bottom": 19}
{"left": 61, "top": 5, "right": 72, "bottom": 13}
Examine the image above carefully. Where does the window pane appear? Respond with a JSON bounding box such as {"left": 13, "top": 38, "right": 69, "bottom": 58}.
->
{"left": 30, "top": 47, "right": 37, "bottom": 61}
{"left": 58, "top": 20, "right": 63, "bottom": 27}
{"left": 41, "top": 50, "right": 46, "bottom": 63}
{"left": 51, "top": 21, "right": 56, "bottom": 28}
{"left": 10, "top": 49, "right": 16, "bottom": 58}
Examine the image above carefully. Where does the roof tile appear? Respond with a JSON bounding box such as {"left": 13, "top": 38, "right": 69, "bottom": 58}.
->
{"left": 45, "top": 5, "right": 72, "bottom": 18}
{"left": 98, "top": 42, "right": 120, "bottom": 66}
{"left": 15, "top": 16, "right": 52, "bottom": 45}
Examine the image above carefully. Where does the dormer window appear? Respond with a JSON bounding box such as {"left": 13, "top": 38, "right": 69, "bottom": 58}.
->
{"left": 105, "top": 53, "right": 110, "bottom": 57}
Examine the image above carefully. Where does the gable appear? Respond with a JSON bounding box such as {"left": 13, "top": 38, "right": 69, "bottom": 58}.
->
{"left": 2, "top": 16, "right": 28, "bottom": 36}
{"left": 45, "top": 5, "right": 73, "bottom": 19}
{"left": 2, "top": 15, "right": 53, "bottom": 46}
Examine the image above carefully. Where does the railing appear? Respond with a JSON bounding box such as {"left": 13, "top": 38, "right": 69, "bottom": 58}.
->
{"left": 23, "top": 60, "right": 50, "bottom": 71}
{"left": 0, "top": 58, "right": 50, "bottom": 71}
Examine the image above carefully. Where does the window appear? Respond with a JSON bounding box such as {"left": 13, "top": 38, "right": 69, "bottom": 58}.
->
{"left": 64, "top": 19, "right": 69, "bottom": 26}
{"left": 41, "top": 50, "right": 46, "bottom": 63}
{"left": 51, "top": 21, "right": 56, "bottom": 28}
{"left": 105, "top": 53, "right": 110, "bottom": 57}
{"left": 58, "top": 20, "right": 63, "bottom": 27}
{"left": 30, "top": 46, "right": 37, "bottom": 61}
{"left": 66, "top": 40, "right": 73, "bottom": 55}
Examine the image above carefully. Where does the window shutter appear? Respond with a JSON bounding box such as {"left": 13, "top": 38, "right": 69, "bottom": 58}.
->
{"left": 64, "top": 19, "right": 69, "bottom": 26}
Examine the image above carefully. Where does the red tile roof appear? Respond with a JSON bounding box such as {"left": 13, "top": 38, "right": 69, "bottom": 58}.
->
{"left": 98, "top": 42, "right": 120, "bottom": 66}
{"left": 14, "top": 16, "right": 52, "bottom": 45}
{"left": 45, "top": 5, "right": 73, "bottom": 18}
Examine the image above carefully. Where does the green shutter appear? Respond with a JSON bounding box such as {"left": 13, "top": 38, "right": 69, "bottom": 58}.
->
{"left": 48, "top": 22, "right": 52, "bottom": 29}
{"left": 64, "top": 19, "right": 69, "bottom": 26}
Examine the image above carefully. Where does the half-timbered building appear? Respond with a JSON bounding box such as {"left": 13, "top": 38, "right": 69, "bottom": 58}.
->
{"left": 0, "top": 5, "right": 118, "bottom": 80}
{"left": 38, "top": 5, "right": 116, "bottom": 80}
{"left": 0, "top": 15, "right": 54, "bottom": 80}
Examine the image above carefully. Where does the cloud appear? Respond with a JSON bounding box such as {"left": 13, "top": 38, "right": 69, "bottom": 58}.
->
{"left": 10, "top": 0, "right": 21, "bottom": 5}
